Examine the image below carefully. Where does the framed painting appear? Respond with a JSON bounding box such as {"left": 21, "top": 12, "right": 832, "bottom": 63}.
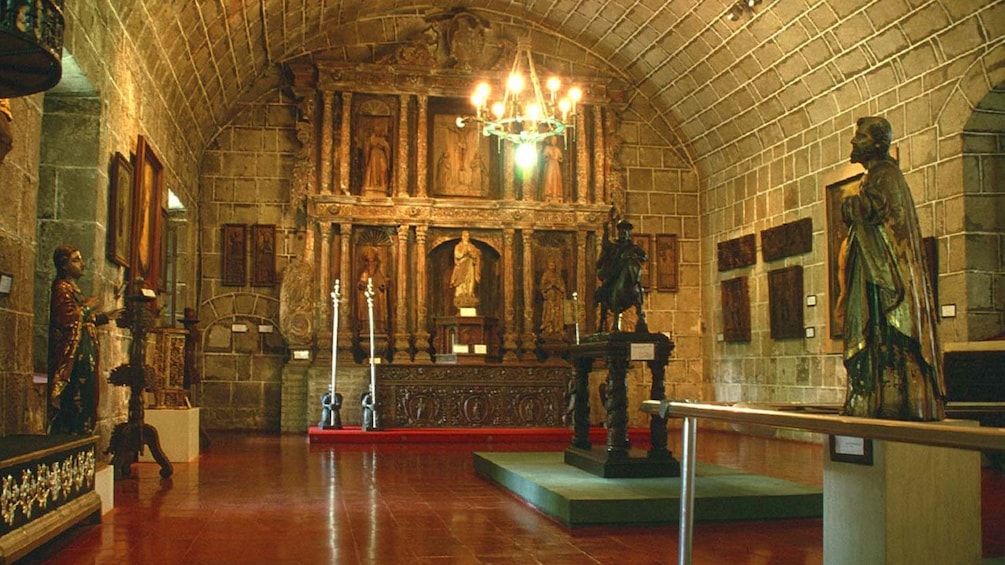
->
{"left": 107, "top": 152, "right": 133, "bottom": 267}
{"left": 717, "top": 234, "right": 756, "bottom": 272}
{"left": 251, "top": 224, "right": 277, "bottom": 286}
{"left": 655, "top": 234, "right": 679, "bottom": 292}
{"left": 768, "top": 266, "right": 804, "bottom": 340}
{"left": 721, "top": 276, "right": 751, "bottom": 343}
{"left": 131, "top": 135, "right": 165, "bottom": 291}
{"left": 631, "top": 233, "right": 653, "bottom": 290}
{"left": 826, "top": 172, "right": 864, "bottom": 338}
{"left": 222, "top": 224, "right": 247, "bottom": 286}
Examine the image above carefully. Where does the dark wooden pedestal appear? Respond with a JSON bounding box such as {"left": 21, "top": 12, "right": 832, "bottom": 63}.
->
{"left": 565, "top": 331, "right": 680, "bottom": 478}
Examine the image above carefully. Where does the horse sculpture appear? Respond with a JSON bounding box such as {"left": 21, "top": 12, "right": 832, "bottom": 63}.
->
{"left": 595, "top": 220, "right": 648, "bottom": 333}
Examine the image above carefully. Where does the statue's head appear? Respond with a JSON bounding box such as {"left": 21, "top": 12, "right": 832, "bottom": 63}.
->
{"left": 851, "top": 116, "right": 893, "bottom": 164}
{"left": 53, "top": 244, "right": 80, "bottom": 278}
{"left": 616, "top": 220, "right": 633, "bottom": 240}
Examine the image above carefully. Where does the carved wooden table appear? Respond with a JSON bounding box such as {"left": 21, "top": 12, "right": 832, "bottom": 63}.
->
{"left": 565, "top": 331, "right": 680, "bottom": 478}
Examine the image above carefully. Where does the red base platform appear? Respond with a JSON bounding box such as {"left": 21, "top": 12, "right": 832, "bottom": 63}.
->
{"left": 307, "top": 425, "right": 654, "bottom": 445}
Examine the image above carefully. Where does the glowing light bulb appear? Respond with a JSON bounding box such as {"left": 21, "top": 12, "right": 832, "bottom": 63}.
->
{"left": 507, "top": 73, "right": 525, "bottom": 94}
{"left": 526, "top": 103, "right": 541, "bottom": 121}
{"left": 546, "top": 77, "right": 561, "bottom": 94}
{"left": 515, "top": 143, "right": 537, "bottom": 169}
{"left": 568, "top": 87, "right": 583, "bottom": 104}
{"left": 491, "top": 102, "right": 505, "bottom": 119}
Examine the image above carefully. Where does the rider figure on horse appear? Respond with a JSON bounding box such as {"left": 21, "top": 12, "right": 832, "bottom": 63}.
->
{"left": 596, "top": 218, "right": 648, "bottom": 333}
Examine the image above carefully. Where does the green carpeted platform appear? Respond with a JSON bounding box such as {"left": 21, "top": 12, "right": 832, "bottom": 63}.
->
{"left": 474, "top": 451, "right": 822, "bottom": 528}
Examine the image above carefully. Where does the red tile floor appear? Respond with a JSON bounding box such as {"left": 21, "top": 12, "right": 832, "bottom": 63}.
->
{"left": 28, "top": 430, "right": 1004, "bottom": 564}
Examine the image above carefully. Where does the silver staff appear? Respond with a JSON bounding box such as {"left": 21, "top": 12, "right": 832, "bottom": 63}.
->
{"left": 329, "top": 280, "right": 341, "bottom": 428}
{"left": 365, "top": 277, "right": 378, "bottom": 430}
{"left": 572, "top": 291, "right": 580, "bottom": 344}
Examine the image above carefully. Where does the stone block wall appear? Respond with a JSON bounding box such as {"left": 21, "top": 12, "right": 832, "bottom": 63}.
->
{"left": 197, "top": 90, "right": 300, "bottom": 431}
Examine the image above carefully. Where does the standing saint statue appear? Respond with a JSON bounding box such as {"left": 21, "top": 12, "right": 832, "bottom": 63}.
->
{"left": 362, "top": 126, "right": 391, "bottom": 194}
{"left": 450, "top": 230, "right": 481, "bottom": 308}
{"left": 48, "top": 245, "right": 120, "bottom": 434}
{"left": 539, "top": 259, "right": 566, "bottom": 336}
{"left": 356, "top": 248, "right": 389, "bottom": 334}
{"left": 834, "top": 116, "right": 944, "bottom": 421}
{"left": 542, "top": 136, "right": 564, "bottom": 202}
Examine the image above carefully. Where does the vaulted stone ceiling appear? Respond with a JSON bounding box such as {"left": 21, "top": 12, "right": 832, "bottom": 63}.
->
{"left": 75, "top": 1, "right": 1003, "bottom": 173}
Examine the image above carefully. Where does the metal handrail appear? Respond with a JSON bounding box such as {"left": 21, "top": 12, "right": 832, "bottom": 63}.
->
{"left": 640, "top": 400, "right": 1005, "bottom": 565}
{"left": 641, "top": 400, "right": 1005, "bottom": 452}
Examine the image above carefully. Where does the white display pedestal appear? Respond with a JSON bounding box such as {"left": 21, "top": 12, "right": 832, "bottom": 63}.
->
{"left": 823, "top": 422, "right": 981, "bottom": 565}
{"left": 139, "top": 408, "right": 200, "bottom": 463}
{"left": 94, "top": 464, "right": 114, "bottom": 514}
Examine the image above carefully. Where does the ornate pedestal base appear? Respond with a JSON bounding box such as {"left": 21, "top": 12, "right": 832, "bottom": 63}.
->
{"left": 433, "top": 315, "right": 501, "bottom": 363}
{"left": 566, "top": 331, "right": 679, "bottom": 478}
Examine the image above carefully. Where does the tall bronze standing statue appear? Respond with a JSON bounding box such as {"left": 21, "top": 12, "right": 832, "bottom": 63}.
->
{"left": 835, "top": 117, "right": 945, "bottom": 421}
{"left": 47, "top": 245, "right": 119, "bottom": 434}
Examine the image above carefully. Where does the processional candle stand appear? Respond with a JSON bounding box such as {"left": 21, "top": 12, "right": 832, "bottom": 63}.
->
{"left": 106, "top": 279, "right": 173, "bottom": 479}
{"left": 361, "top": 278, "right": 381, "bottom": 431}
{"left": 319, "top": 280, "right": 343, "bottom": 429}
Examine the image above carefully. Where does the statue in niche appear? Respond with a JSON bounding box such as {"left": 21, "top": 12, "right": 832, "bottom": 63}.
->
{"left": 436, "top": 149, "right": 453, "bottom": 192}
{"left": 356, "top": 247, "right": 389, "bottom": 334}
{"left": 48, "top": 244, "right": 121, "bottom": 435}
{"left": 450, "top": 230, "right": 481, "bottom": 309}
{"left": 470, "top": 152, "right": 488, "bottom": 196}
{"left": 542, "top": 136, "right": 564, "bottom": 202}
{"left": 539, "top": 258, "right": 567, "bottom": 336}
{"left": 595, "top": 219, "right": 648, "bottom": 333}
{"left": 362, "top": 125, "right": 391, "bottom": 195}
{"left": 835, "top": 116, "right": 944, "bottom": 421}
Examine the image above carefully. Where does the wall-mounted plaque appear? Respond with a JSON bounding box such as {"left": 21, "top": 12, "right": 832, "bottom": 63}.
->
{"left": 222, "top": 224, "right": 247, "bottom": 286}
{"left": 761, "top": 218, "right": 812, "bottom": 262}
{"left": 631, "top": 233, "right": 653, "bottom": 289}
{"left": 721, "top": 276, "right": 751, "bottom": 343}
{"left": 717, "top": 234, "right": 756, "bottom": 272}
{"left": 655, "top": 234, "right": 679, "bottom": 292}
{"left": 251, "top": 224, "right": 277, "bottom": 286}
{"left": 768, "top": 266, "right": 804, "bottom": 340}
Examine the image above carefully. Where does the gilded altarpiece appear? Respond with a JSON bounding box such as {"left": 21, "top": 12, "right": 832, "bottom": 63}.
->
{"left": 279, "top": 10, "right": 630, "bottom": 430}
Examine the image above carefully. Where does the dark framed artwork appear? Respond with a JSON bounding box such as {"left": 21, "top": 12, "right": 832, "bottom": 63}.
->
{"left": 768, "top": 266, "right": 804, "bottom": 340}
{"left": 721, "top": 276, "right": 751, "bottom": 343}
{"left": 826, "top": 172, "right": 864, "bottom": 339}
{"left": 107, "top": 152, "right": 133, "bottom": 267}
{"left": 222, "top": 224, "right": 247, "bottom": 286}
{"left": 251, "top": 224, "right": 277, "bottom": 286}
{"left": 131, "top": 135, "right": 165, "bottom": 291}
{"left": 717, "top": 234, "right": 756, "bottom": 272}
{"left": 655, "top": 234, "right": 679, "bottom": 292}
{"left": 631, "top": 233, "right": 653, "bottom": 290}
{"left": 761, "top": 218, "right": 812, "bottom": 262}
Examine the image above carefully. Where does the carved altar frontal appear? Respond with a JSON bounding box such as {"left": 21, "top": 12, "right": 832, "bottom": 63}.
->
{"left": 376, "top": 364, "right": 570, "bottom": 428}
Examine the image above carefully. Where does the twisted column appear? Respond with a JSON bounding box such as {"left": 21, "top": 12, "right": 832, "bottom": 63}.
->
{"left": 414, "top": 225, "right": 432, "bottom": 362}
{"left": 337, "top": 223, "right": 353, "bottom": 352}
{"left": 576, "top": 109, "right": 589, "bottom": 204}
{"left": 396, "top": 94, "right": 410, "bottom": 197}
{"left": 338, "top": 92, "right": 353, "bottom": 195}
{"left": 320, "top": 90, "right": 334, "bottom": 195}
{"left": 416, "top": 95, "right": 428, "bottom": 198}
{"left": 502, "top": 228, "right": 518, "bottom": 361}
{"left": 394, "top": 224, "right": 411, "bottom": 361}
{"left": 521, "top": 228, "right": 536, "bottom": 358}
{"left": 317, "top": 222, "right": 333, "bottom": 346}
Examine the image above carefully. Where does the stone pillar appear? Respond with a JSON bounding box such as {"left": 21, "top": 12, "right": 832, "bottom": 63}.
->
{"left": 501, "top": 228, "right": 518, "bottom": 362}
{"left": 396, "top": 94, "right": 410, "bottom": 198}
{"left": 393, "top": 224, "right": 411, "bottom": 362}
{"left": 593, "top": 107, "right": 605, "bottom": 205}
{"left": 414, "top": 225, "right": 432, "bottom": 361}
{"left": 338, "top": 92, "right": 353, "bottom": 195}
{"left": 521, "top": 228, "right": 536, "bottom": 358}
{"left": 576, "top": 109, "right": 589, "bottom": 204}
{"left": 320, "top": 90, "right": 334, "bottom": 195}
{"left": 337, "top": 223, "right": 353, "bottom": 352}
{"left": 416, "top": 95, "right": 428, "bottom": 198}
{"left": 317, "top": 223, "right": 333, "bottom": 348}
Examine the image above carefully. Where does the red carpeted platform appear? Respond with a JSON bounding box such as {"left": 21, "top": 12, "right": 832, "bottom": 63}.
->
{"left": 308, "top": 425, "right": 654, "bottom": 445}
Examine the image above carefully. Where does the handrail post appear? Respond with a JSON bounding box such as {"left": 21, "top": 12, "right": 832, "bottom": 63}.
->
{"left": 678, "top": 415, "right": 697, "bottom": 565}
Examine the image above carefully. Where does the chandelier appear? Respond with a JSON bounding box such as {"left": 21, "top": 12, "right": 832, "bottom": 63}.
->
{"left": 0, "top": 0, "right": 65, "bottom": 97}
{"left": 460, "top": 39, "right": 582, "bottom": 167}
